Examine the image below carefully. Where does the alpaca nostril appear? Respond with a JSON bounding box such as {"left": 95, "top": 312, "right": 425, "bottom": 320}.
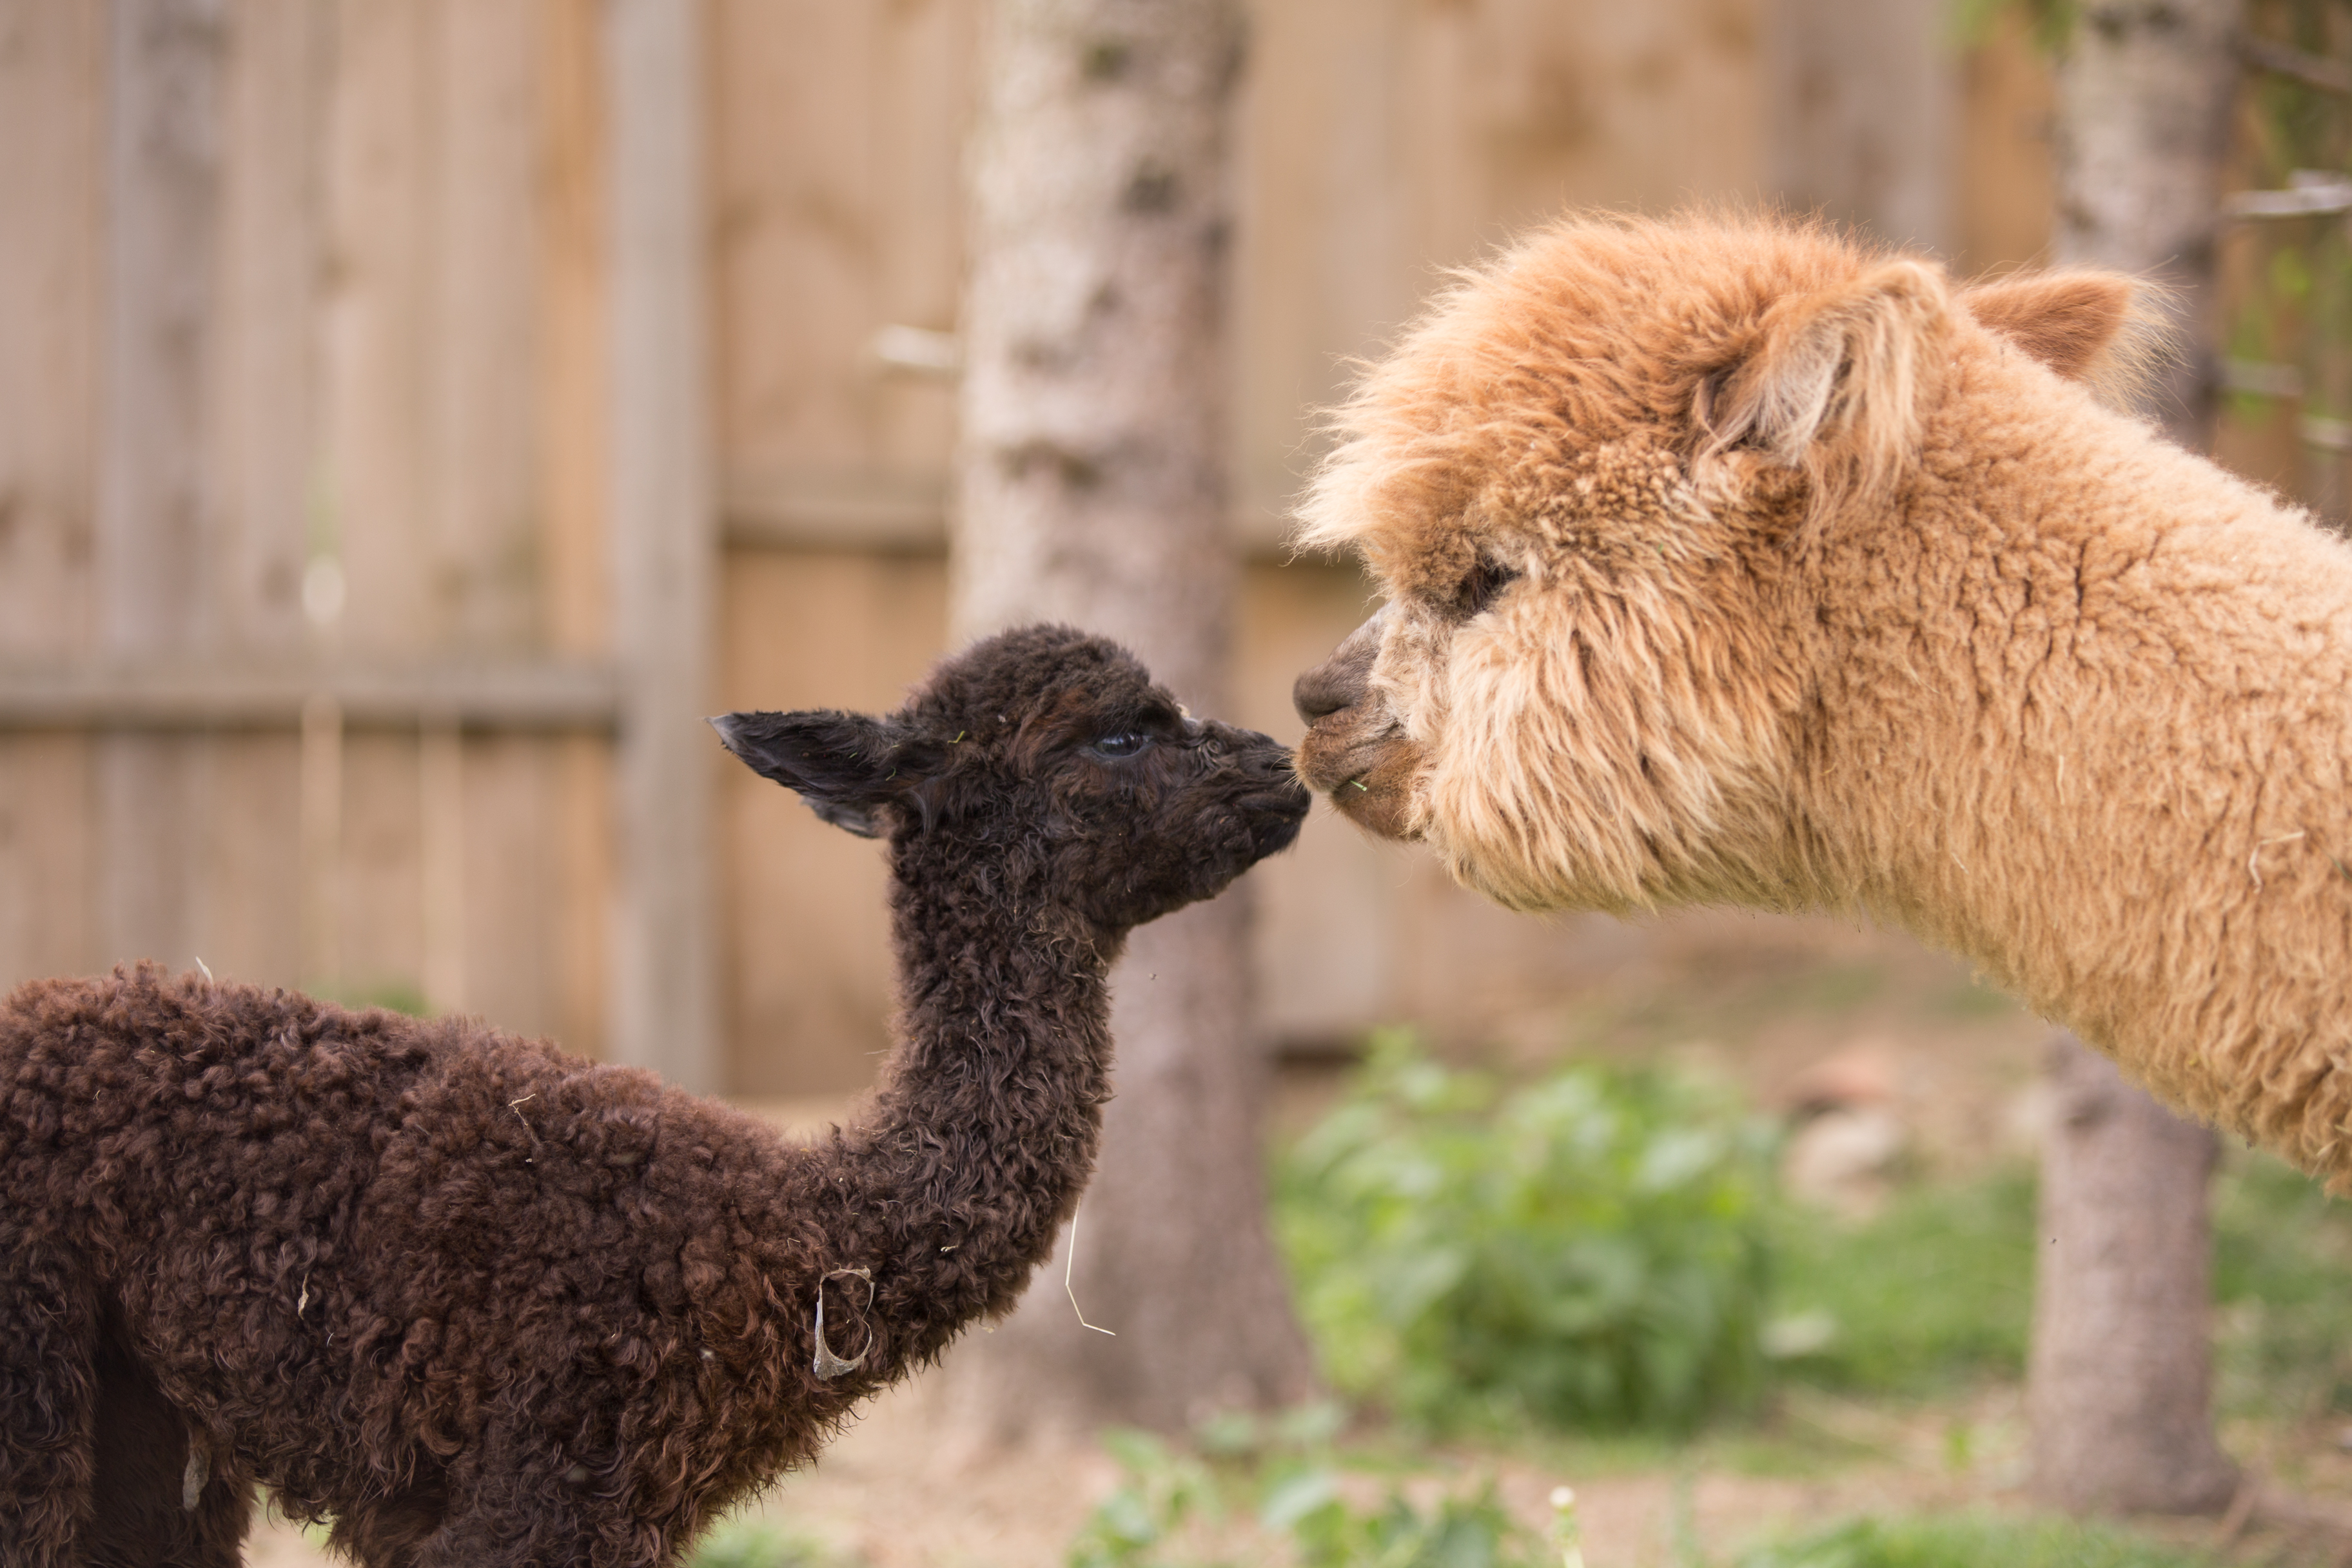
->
{"left": 1294, "top": 610, "right": 1384, "bottom": 725}
{"left": 1293, "top": 668, "right": 1355, "bottom": 725}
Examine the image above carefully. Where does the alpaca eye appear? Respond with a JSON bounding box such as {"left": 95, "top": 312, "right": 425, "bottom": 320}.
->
{"left": 1091, "top": 731, "right": 1151, "bottom": 759}
{"left": 1455, "top": 560, "right": 1520, "bottom": 618}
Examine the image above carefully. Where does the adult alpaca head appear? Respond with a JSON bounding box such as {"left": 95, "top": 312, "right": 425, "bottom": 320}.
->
{"left": 1293, "top": 211, "right": 2352, "bottom": 1181}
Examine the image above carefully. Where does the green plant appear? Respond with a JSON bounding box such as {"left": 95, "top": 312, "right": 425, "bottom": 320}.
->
{"left": 1065, "top": 1411, "right": 1560, "bottom": 1568}
{"left": 1277, "top": 1032, "right": 1776, "bottom": 1433}
{"left": 1732, "top": 1511, "right": 2215, "bottom": 1568}
{"left": 687, "top": 1518, "right": 858, "bottom": 1568}
{"left": 1065, "top": 1429, "right": 1228, "bottom": 1568}
{"left": 1277, "top": 1478, "right": 1553, "bottom": 1568}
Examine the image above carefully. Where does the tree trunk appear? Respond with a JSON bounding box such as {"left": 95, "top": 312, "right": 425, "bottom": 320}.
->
{"left": 940, "top": 0, "right": 1316, "bottom": 1438}
{"left": 2051, "top": 0, "right": 2238, "bottom": 450}
{"left": 2030, "top": 1037, "right": 2237, "bottom": 1513}
{"left": 2030, "top": 0, "right": 2244, "bottom": 1515}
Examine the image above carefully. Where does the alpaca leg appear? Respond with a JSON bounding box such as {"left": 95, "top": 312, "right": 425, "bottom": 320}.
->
{"left": 80, "top": 1297, "right": 252, "bottom": 1568}
{"left": 0, "top": 1247, "right": 97, "bottom": 1567}
{"left": 404, "top": 1432, "right": 649, "bottom": 1568}
{"left": 326, "top": 1455, "right": 451, "bottom": 1568}
{"left": 408, "top": 1500, "right": 615, "bottom": 1568}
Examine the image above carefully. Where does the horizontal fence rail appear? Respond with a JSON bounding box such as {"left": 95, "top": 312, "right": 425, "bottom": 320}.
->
{"left": 0, "top": 660, "right": 622, "bottom": 732}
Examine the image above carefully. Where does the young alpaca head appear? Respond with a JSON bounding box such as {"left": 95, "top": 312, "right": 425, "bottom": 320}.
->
{"left": 713, "top": 624, "right": 1310, "bottom": 932}
{"left": 1291, "top": 212, "right": 2144, "bottom": 914}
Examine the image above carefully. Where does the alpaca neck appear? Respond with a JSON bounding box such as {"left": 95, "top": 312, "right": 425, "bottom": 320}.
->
{"left": 1811, "top": 366, "right": 2352, "bottom": 1168}
{"left": 817, "top": 838, "right": 1122, "bottom": 1373}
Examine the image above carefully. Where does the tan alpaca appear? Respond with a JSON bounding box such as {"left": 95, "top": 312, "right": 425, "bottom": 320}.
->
{"left": 1292, "top": 212, "right": 2352, "bottom": 1183}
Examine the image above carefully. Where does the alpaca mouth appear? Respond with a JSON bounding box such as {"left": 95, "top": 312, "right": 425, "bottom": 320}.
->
{"left": 1295, "top": 717, "right": 1420, "bottom": 841}
{"left": 1242, "top": 779, "right": 1312, "bottom": 859}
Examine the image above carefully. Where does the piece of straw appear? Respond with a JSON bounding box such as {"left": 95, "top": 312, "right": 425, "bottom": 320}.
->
{"left": 1065, "top": 1202, "right": 1115, "bottom": 1336}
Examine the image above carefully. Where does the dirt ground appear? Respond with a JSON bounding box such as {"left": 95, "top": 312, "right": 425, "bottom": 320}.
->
{"left": 242, "top": 1379, "right": 2352, "bottom": 1566}
{"left": 239, "top": 1375, "right": 1993, "bottom": 1568}
{"left": 239, "top": 910, "right": 2349, "bottom": 1565}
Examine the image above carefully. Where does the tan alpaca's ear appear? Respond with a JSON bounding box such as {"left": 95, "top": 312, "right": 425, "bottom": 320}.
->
{"left": 1701, "top": 259, "right": 1949, "bottom": 507}
{"left": 1960, "top": 270, "right": 2141, "bottom": 384}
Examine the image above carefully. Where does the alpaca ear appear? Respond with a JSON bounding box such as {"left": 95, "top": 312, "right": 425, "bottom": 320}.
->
{"left": 1960, "top": 270, "right": 2142, "bottom": 384}
{"left": 1701, "top": 258, "right": 1949, "bottom": 505}
{"left": 710, "top": 709, "right": 903, "bottom": 839}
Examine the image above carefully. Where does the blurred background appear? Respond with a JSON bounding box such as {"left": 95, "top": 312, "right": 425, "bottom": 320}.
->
{"left": 10, "top": 3, "right": 2352, "bottom": 1565}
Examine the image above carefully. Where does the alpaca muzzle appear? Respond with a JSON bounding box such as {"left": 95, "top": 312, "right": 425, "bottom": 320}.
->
{"left": 1293, "top": 610, "right": 1422, "bottom": 840}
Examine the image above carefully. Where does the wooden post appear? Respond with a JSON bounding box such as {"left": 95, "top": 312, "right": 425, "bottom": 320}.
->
{"left": 604, "top": 0, "right": 718, "bottom": 1091}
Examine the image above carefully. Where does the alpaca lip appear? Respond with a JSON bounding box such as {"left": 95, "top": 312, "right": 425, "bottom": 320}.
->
{"left": 1244, "top": 780, "right": 1312, "bottom": 858}
{"left": 1296, "top": 715, "right": 1419, "bottom": 840}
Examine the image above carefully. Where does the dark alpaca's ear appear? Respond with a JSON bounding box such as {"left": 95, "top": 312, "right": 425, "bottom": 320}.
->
{"left": 710, "top": 710, "right": 906, "bottom": 839}
{"left": 1698, "top": 258, "right": 1949, "bottom": 511}
{"left": 1961, "top": 270, "right": 2153, "bottom": 391}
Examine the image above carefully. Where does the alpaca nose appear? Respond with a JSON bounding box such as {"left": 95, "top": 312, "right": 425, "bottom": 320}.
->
{"left": 1293, "top": 608, "right": 1386, "bottom": 725}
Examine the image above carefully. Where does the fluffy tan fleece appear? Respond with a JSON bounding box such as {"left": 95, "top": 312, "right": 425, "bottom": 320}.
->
{"left": 1292, "top": 211, "right": 2352, "bottom": 1182}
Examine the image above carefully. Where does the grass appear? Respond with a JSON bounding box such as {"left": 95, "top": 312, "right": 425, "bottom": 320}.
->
{"left": 1731, "top": 1512, "right": 2217, "bottom": 1568}
{"left": 686, "top": 1519, "right": 861, "bottom": 1568}
{"left": 1766, "top": 1166, "right": 2038, "bottom": 1398}
{"left": 1768, "top": 1144, "right": 2352, "bottom": 1415}
{"left": 2211, "top": 1146, "right": 2352, "bottom": 1418}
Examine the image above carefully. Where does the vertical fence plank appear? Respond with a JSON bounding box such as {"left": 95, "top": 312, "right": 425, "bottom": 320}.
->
{"left": 318, "top": 0, "right": 425, "bottom": 999}
{"left": 326, "top": 0, "right": 428, "bottom": 658}
{"left": 97, "top": 0, "right": 228, "bottom": 975}
{"left": 0, "top": 1, "right": 103, "bottom": 659}
{"left": 201, "top": 732, "right": 300, "bottom": 983}
{"left": 0, "top": 738, "right": 96, "bottom": 987}
{"left": 0, "top": 3, "right": 104, "bottom": 987}
{"left": 418, "top": 714, "right": 465, "bottom": 1012}
{"left": 322, "top": 0, "right": 574, "bottom": 1031}
{"left": 426, "top": 0, "right": 541, "bottom": 653}
{"left": 202, "top": 0, "right": 326, "bottom": 988}
{"left": 334, "top": 730, "right": 424, "bottom": 1009}
{"left": 431, "top": 0, "right": 556, "bottom": 1034}
{"left": 458, "top": 733, "right": 553, "bottom": 1037}
{"left": 607, "top": 0, "right": 718, "bottom": 1090}
{"left": 719, "top": 551, "right": 946, "bottom": 1096}
{"left": 215, "top": 0, "right": 320, "bottom": 656}
{"left": 542, "top": 0, "right": 613, "bottom": 1056}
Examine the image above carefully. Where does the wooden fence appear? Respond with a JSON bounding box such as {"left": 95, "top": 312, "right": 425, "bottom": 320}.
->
{"left": 0, "top": 0, "right": 2059, "bottom": 1097}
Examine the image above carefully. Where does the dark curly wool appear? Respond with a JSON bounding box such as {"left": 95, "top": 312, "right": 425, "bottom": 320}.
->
{"left": 0, "top": 625, "right": 1308, "bottom": 1568}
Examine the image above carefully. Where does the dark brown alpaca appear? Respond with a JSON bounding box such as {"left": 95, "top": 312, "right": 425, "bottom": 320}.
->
{"left": 0, "top": 625, "right": 1308, "bottom": 1568}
